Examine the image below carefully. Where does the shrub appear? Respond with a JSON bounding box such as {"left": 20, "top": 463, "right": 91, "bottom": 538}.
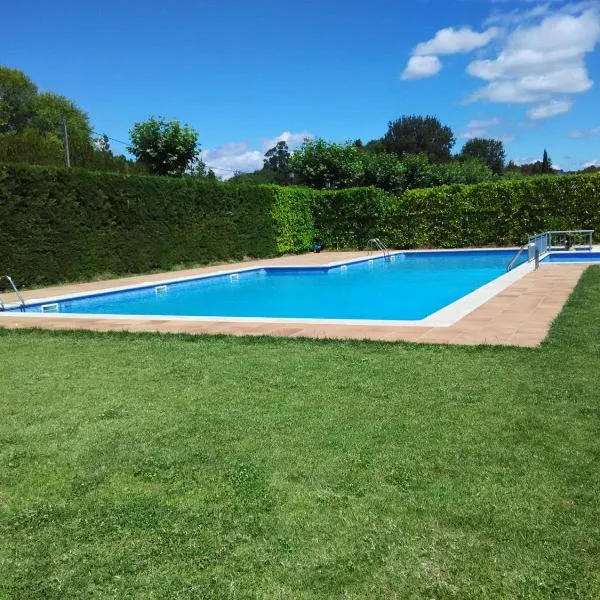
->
{"left": 313, "top": 186, "right": 399, "bottom": 249}
{"left": 314, "top": 174, "right": 600, "bottom": 249}
{"left": 269, "top": 186, "right": 316, "bottom": 253}
{"left": 0, "top": 164, "right": 314, "bottom": 287}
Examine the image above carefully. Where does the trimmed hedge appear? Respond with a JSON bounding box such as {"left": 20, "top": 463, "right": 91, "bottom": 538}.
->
{"left": 269, "top": 185, "right": 316, "bottom": 254}
{"left": 313, "top": 186, "right": 397, "bottom": 249}
{"left": 314, "top": 174, "right": 600, "bottom": 249}
{"left": 3, "top": 162, "right": 599, "bottom": 289}
{"left": 0, "top": 164, "right": 315, "bottom": 286}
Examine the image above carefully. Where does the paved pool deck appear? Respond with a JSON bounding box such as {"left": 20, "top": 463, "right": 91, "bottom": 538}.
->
{"left": 0, "top": 252, "right": 589, "bottom": 347}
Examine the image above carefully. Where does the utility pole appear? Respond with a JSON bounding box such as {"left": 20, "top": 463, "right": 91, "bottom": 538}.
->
{"left": 61, "top": 118, "right": 71, "bottom": 168}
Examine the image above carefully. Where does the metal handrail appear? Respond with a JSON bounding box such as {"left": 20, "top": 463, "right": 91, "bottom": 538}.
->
{"left": 0, "top": 275, "right": 26, "bottom": 312}
{"left": 507, "top": 244, "right": 527, "bottom": 271}
{"left": 366, "top": 238, "right": 391, "bottom": 260}
{"left": 507, "top": 229, "right": 595, "bottom": 271}
{"left": 546, "top": 230, "right": 594, "bottom": 250}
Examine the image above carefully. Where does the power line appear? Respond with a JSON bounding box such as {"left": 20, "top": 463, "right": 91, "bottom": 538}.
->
{"left": 91, "top": 131, "right": 254, "bottom": 174}
{"left": 92, "top": 131, "right": 129, "bottom": 147}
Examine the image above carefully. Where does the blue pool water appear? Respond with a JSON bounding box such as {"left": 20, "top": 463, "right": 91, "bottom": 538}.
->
{"left": 12, "top": 250, "right": 524, "bottom": 321}
{"left": 543, "top": 251, "right": 600, "bottom": 263}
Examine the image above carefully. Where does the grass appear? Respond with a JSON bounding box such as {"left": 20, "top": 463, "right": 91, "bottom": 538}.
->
{"left": 1, "top": 268, "right": 599, "bottom": 599}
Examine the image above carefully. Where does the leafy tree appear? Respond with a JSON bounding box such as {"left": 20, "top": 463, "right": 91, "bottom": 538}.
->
{"left": 264, "top": 140, "right": 290, "bottom": 171}
{"left": 383, "top": 115, "right": 455, "bottom": 162}
{"left": 0, "top": 66, "right": 147, "bottom": 174}
{"left": 430, "top": 158, "right": 493, "bottom": 185}
{"left": 397, "top": 153, "right": 436, "bottom": 189}
{"left": 289, "top": 139, "right": 364, "bottom": 189}
{"left": 510, "top": 151, "right": 556, "bottom": 176}
{"left": 31, "top": 92, "right": 94, "bottom": 166}
{"left": 263, "top": 140, "right": 291, "bottom": 184}
{"left": 32, "top": 92, "right": 92, "bottom": 139}
{"left": 360, "top": 151, "right": 405, "bottom": 191}
{"left": 0, "top": 67, "right": 37, "bottom": 133}
{"left": 128, "top": 117, "right": 200, "bottom": 176}
{"left": 363, "top": 139, "right": 386, "bottom": 154}
{"left": 580, "top": 164, "right": 600, "bottom": 174}
{"left": 460, "top": 138, "right": 505, "bottom": 175}
{"left": 0, "top": 128, "right": 63, "bottom": 166}
{"left": 94, "top": 134, "right": 111, "bottom": 153}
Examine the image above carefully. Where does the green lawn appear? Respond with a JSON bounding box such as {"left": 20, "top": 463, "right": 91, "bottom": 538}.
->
{"left": 1, "top": 268, "right": 599, "bottom": 599}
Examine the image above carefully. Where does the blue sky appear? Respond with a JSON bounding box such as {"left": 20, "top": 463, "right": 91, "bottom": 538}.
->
{"left": 2, "top": 0, "right": 600, "bottom": 175}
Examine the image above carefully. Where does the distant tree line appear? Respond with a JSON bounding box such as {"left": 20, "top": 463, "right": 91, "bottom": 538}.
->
{"left": 232, "top": 116, "right": 507, "bottom": 192}
{"left": 235, "top": 116, "right": 570, "bottom": 192}
{"left": 0, "top": 66, "right": 210, "bottom": 177}
{"left": 0, "top": 65, "right": 584, "bottom": 188}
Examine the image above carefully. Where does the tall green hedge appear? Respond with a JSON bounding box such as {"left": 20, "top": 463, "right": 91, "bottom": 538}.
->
{"left": 269, "top": 186, "right": 317, "bottom": 254}
{"left": 3, "top": 162, "right": 599, "bottom": 289}
{"left": 314, "top": 174, "right": 600, "bottom": 249}
{"left": 0, "top": 164, "right": 315, "bottom": 287}
{"left": 313, "top": 186, "right": 398, "bottom": 249}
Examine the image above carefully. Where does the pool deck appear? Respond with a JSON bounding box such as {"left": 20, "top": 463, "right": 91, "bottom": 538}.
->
{"left": 0, "top": 252, "right": 589, "bottom": 347}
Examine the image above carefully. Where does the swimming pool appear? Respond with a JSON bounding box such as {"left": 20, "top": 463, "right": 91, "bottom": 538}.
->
{"left": 543, "top": 251, "right": 600, "bottom": 263}
{"left": 4, "top": 249, "right": 530, "bottom": 324}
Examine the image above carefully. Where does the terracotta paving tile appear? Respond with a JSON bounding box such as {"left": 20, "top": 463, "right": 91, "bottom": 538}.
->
{"left": 0, "top": 254, "right": 589, "bottom": 348}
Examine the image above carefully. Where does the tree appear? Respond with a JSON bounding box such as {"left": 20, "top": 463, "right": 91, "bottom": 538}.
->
{"left": 128, "top": 117, "right": 200, "bottom": 176}
{"left": 430, "top": 158, "right": 493, "bottom": 185}
{"left": 31, "top": 92, "right": 94, "bottom": 166}
{"left": 262, "top": 140, "right": 291, "bottom": 183}
{"left": 289, "top": 139, "right": 364, "bottom": 189}
{"left": 0, "top": 127, "right": 63, "bottom": 166}
{"left": 382, "top": 115, "right": 455, "bottom": 162}
{"left": 580, "top": 164, "right": 600, "bottom": 174}
{"left": 460, "top": 138, "right": 505, "bottom": 175}
{"left": 363, "top": 139, "right": 386, "bottom": 154}
{"left": 94, "top": 134, "right": 111, "bottom": 153}
{"left": 542, "top": 149, "right": 552, "bottom": 174}
{"left": 32, "top": 92, "right": 92, "bottom": 139}
{"left": 510, "top": 151, "right": 555, "bottom": 176}
{"left": 360, "top": 151, "right": 405, "bottom": 191}
{"left": 0, "top": 67, "right": 37, "bottom": 133}
{"left": 228, "top": 169, "right": 289, "bottom": 185}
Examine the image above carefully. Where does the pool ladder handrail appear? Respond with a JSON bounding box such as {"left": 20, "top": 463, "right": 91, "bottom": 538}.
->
{"left": 367, "top": 238, "right": 391, "bottom": 261}
{"left": 0, "top": 275, "right": 26, "bottom": 312}
{"left": 507, "top": 229, "right": 595, "bottom": 272}
{"left": 507, "top": 244, "right": 527, "bottom": 271}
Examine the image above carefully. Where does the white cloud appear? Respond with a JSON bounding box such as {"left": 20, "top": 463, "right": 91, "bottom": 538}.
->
{"left": 402, "top": 25, "right": 499, "bottom": 82}
{"left": 484, "top": 3, "right": 553, "bottom": 27}
{"left": 261, "top": 130, "right": 313, "bottom": 152}
{"left": 513, "top": 157, "right": 538, "bottom": 166}
{"left": 467, "top": 117, "right": 501, "bottom": 129}
{"left": 401, "top": 55, "right": 442, "bottom": 79}
{"left": 414, "top": 26, "right": 501, "bottom": 56}
{"left": 527, "top": 98, "right": 573, "bottom": 119}
{"left": 201, "top": 142, "right": 263, "bottom": 180}
{"left": 467, "top": 7, "right": 600, "bottom": 104}
{"left": 460, "top": 128, "right": 487, "bottom": 139}
{"left": 497, "top": 132, "right": 517, "bottom": 144}
{"left": 201, "top": 130, "right": 314, "bottom": 179}
{"left": 570, "top": 126, "right": 600, "bottom": 138}
{"left": 460, "top": 129, "right": 516, "bottom": 142}
{"left": 460, "top": 117, "right": 503, "bottom": 139}
{"left": 583, "top": 159, "right": 600, "bottom": 167}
